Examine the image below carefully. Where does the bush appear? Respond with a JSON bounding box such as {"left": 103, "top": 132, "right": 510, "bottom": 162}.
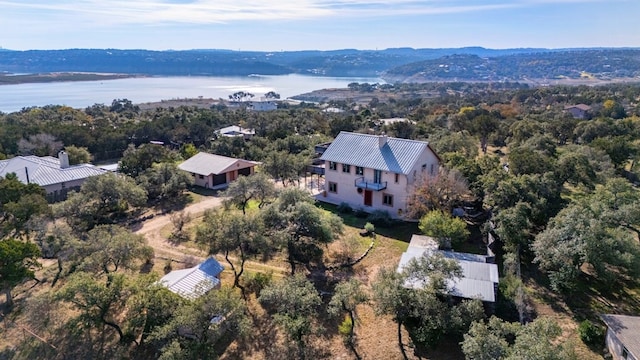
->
{"left": 337, "top": 202, "right": 353, "bottom": 214}
{"left": 578, "top": 320, "right": 605, "bottom": 347}
{"left": 366, "top": 210, "right": 394, "bottom": 228}
{"left": 354, "top": 208, "right": 369, "bottom": 218}
{"left": 243, "top": 271, "right": 273, "bottom": 297}
{"left": 364, "top": 222, "right": 375, "bottom": 234}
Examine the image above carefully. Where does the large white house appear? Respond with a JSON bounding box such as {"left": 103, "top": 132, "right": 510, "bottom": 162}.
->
{"left": 601, "top": 314, "right": 640, "bottom": 360}
{"left": 319, "top": 132, "right": 440, "bottom": 217}
{"left": 0, "top": 150, "right": 106, "bottom": 201}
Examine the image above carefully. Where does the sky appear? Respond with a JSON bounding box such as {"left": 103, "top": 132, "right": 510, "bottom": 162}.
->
{"left": 0, "top": 0, "right": 638, "bottom": 51}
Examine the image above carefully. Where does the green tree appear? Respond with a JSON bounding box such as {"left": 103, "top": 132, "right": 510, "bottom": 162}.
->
{"left": 137, "top": 163, "right": 193, "bottom": 205}
{"left": 196, "top": 211, "right": 271, "bottom": 297}
{"left": 150, "top": 287, "right": 250, "bottom": 360}
{"left": 54, "top": 173, "right": 147, "bottom": 232}
{"left": 119, "top": 143, "right": 178, "bottom": 178}
{"left": 373, "top": 254, "right": 483, "bottom": 356}
{"left": 261, "top": 188, "right": 342, "bottom": 274}
{"left": 328, "top": 279, "right": 369, "bottom": 357}
{"left": 418, "top": 210, "right": 469, "bottom": 249}
{"left": 405, "top": 168, "right": 471, "bottom": 219}
{"left": 2, "top": 193, "right": 51, "bottom": 239}
{"left": 179, "top": 143, "right": 199, "bottom": 160}
{"left": 0, "top": 239, "right": 41, "bottom": 307}
{"left": 64, "top": 145, "right": 92, "bottom": 165}
{"left": 258, "top": 274, "right": 322, "bottom": 359}
{"left": 221, "top": 172, "right": 275, "bottom": 214}
{"left": 533, "top": 179, "right": 640, "bottom": 292}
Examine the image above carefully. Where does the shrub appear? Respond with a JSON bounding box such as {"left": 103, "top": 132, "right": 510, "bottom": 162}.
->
{"left": 366, "top": 210, "right": 394, "bottom": 228}
{"left": 354, "top": 208, "right": 369, "bottom": 218}
{"left": 578, "top": 320, "right": 605, "bottom": 347}
{"left": 243, "top": 271, "right": 273, "bottom": 297}
{"left": 337, "top": 202, "right": 353, "bottom": 214}
{"left": 364, "top": 222, "right": 375, "bottom": 234}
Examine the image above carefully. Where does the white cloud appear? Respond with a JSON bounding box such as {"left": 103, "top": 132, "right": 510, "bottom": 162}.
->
{"left": 1, "top": 0, "right": 603, "bottom": 26}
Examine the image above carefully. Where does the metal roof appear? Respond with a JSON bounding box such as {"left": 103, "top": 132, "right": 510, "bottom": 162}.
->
{"left": 216, "top": 125, "right": 255, "bottom": 137}
{"left": 178, "top": 152, "right": 260, "bottom": 176}
{"left": 601, "top": 314, "right": 640, "bottom": 358}
{"left": 0, "top": 155, "right": 106, "bottom": 187}
{"left": 319, "top": 132, "right": 433, "bottom": 175}
{"left": 398, "top": 235, "right": 499, "bottom": 302}
{"left": 159, "top": 257, "right": 224, "bottom": 300}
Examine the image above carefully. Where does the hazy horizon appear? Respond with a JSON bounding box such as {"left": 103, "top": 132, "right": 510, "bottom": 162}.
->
{"left": 1, "top": 0, "right": 638, "bottom": 52}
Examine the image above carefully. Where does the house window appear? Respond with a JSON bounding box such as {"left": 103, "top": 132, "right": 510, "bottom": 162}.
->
{"left": 355, "top": 166, "right": 364, "bottom": 175}
{"left": 394, "top": 173, "right": 399, "bottom": 183}
{"left": 422, "top": 164, "right": 427, "bottom": 171}
{"left": 199, "top": 174, "right": 204, "bottom": 179}
{"left": 622, "top": 347, "right": 629, "bottom": 359}
{"left": 328, "top": 182, "right": 338, "bottom": 193}
{"left": 383, "top": 193, "right": 393, "bottom": 207}
{"left": 430, "top": 164, "right": 435, "bottom": 175}
{"left": 329, "top": 161, "right": 337, "bottom": 171}
{"left": 342, "top": 164, "right": 351, "bottom": 173}
{"left": 374, "top": 170, "right": 382, "bottom": 184}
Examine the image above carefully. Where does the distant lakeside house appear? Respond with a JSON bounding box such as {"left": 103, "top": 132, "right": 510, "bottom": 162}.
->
{"left": 398, "top": 235, "right": 499, "bottom": 305}
{"left": 564, "top": 104, "right": 592, "bottom": 119}
{"left": 601, "top": 314, "right": 640, "bottom": 360}
{"left": 178, "top": 152, "right": 260, "bottom": 190}
{"left": 319, "top": 131, "right": 440, "bottom": 217}
{"left": 0, "top": 150, "right": 106, "bottom": 202}
{"left": 215, "top": 125, "right": 256, "bottom": 140}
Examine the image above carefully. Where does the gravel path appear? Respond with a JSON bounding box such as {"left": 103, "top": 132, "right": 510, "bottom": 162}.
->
{"left": 134, "top": 195, "right": 225, "bottom": 261}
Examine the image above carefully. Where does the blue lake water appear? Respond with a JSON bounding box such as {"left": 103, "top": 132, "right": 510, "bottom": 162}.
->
{"left": 0, "top": 74, "right": 383, "bottom": 113}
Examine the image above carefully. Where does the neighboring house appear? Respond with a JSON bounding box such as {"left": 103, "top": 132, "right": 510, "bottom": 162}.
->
{"left": 178, "top": 152, "right": 260, "bottom": 190}
{"left": 248, "top": 101, "right": 277, "bottom": 111}
{"left": 397, "top": 235, "right": 499, "bottom": 304}
{"left": 319, "top": 131, "right": 440, "bottom": 217}
{"left": 564, "top": 104, "right": 592, "bottom": 119}
{"left": 215, "top": 125, "right": 256, "bottom": 140}
{"left": 0, "top": 150, "right": 106, "bottom": 202}
{"left": 159, "top": 257, "right": 224, "bottom": 300}
{"left": 601, "top": 314, "right": 640, "bottom": 360}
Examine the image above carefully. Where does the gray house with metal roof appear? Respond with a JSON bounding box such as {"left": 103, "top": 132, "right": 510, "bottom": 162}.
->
{"left": 319, "top": 132, "right": 440, "bottom": 217}
{"left": 0, "top": 150, "right": 106, "bottom": 201}
{"left": 178, "top": 152, "right": 260, "bottom": 190}
{"left": 398, "top": 235, "right": 499, "bottom": 303}
{"left": 601, "top": 314, "right": 640, "bottom": 360}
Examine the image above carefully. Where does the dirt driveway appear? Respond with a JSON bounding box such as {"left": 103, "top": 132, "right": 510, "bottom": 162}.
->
{"left": 134, "top": 195, "right": 225, "bottom": 261}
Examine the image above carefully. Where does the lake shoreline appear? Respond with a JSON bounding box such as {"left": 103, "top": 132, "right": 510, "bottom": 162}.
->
{"left": 0, "top": 72, "right": 141, "bottom": 85}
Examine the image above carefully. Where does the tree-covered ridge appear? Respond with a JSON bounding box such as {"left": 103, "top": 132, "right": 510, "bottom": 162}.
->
{"left": 384, "top": 49, "right": 640, "bottom": 82}
{"left": 1, "top": 47, "right": 639, "bottom": 78}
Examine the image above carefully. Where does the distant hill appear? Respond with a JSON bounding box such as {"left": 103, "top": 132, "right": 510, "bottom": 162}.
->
{"left": 0, "top": 47, "right": 639, "bottom": 81}
{"left": 382, "top": 49, "right": 640, "bottom": 83}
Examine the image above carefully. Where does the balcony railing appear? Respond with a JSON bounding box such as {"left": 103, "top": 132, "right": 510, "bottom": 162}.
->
{"left": 354, "top": 177, "right": 387, "bottom": 191}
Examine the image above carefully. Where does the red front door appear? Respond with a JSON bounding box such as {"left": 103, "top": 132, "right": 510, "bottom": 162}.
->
{"left": 364, "top": 190, "right": 372, "bottom": 206}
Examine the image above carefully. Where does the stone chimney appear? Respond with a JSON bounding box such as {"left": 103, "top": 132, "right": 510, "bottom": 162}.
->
{"left": 378, "top": 134, "right": 388, "bottom": 148}
{"left": 58, "top": 150, "right": 70, "bottom": 169}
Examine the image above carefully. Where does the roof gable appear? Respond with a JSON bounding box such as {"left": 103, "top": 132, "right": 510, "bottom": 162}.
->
{"left": 319, "top": 132, "right": 434, "bottom": 175}
{"left": 178, "top": 152, "right": 259, "bottom": 176}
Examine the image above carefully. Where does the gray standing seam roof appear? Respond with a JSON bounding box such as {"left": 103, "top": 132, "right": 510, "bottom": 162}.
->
{"left": 601, "top": 314, "right": 640, "bottom": 358}
{"left": 159, "top": 257, "right": 224, "bottom": 300}
{"left": 0, "top": 156, "right": 106, "bottom": 187}
{"left": 319, "top": 132, "right": 432, "bottom": 175}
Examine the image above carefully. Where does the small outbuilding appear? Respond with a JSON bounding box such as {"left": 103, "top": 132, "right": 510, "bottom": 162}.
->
{"left": 397, "top": 235, "right": 499, "bottom": 304}
{"left": 178, "top": 152, "right": 260, "bottom": 190}
{"left": 159, "top": 257, "right": 225, "bottom": 300}
{"left": 601, "top": 314, "right": 640, "bottom": 360}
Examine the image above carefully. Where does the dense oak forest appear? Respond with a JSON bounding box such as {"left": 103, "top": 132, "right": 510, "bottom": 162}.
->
{"left": 1, "top": 81, "right": 640, "bottom": 359}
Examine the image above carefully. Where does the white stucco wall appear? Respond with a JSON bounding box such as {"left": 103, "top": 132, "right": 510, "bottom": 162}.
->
{"left": 322, "top": 147, "right": 439, "bottom": 218}
{"left": 606, "top": 329, "right": 638, "bottom": 360}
